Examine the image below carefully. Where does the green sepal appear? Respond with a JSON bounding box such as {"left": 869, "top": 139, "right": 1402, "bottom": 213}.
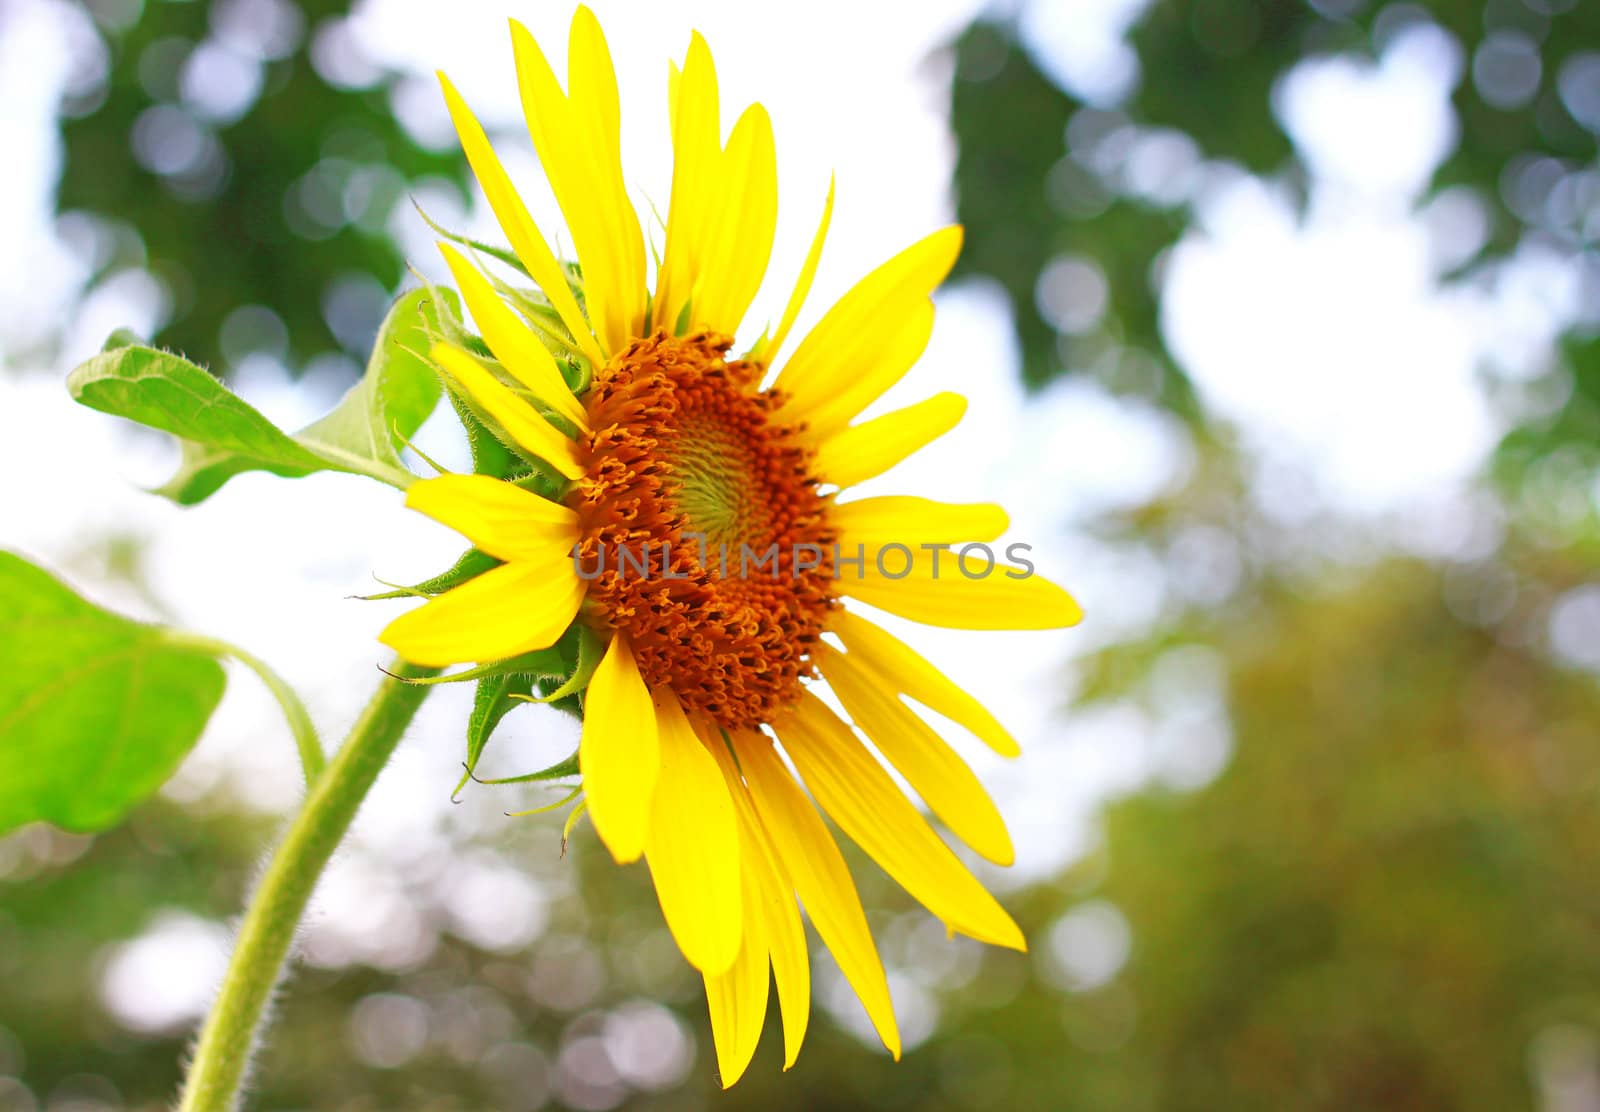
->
{"left": 506, "top": 782, "right": 583, "bottom": 820}
{"left": 409, "top": 201, "right": 590, "bottom": 392}
{"left": 412, "top": 198, "right": 530, "bottom": 279}
{"left": 511, "top": 468, "right": 570, "bottom": 504}
{"left": 359, "top": 547, "right": 502, "bottom": 601}
{"left": 452, "top": 671, "right": 536, "bottom": 801}
{"left": 744, "top": 325, "right": 773, "bottom": 364}
{"left": 536, "top": 675, "right": 584, "bottom": 720}
{"left": 480, "top": 267, "right": 587, "bottom": 378}
{"left": 400, "top": 647, "right": 567, "bottom": 687}
{"left": 433, "top": 350, "right": 577, "bottom": 483}
{"left": 448, "top": 386, "right": 519, "bottom": 481}
{"left": 477, "top": 750, "right": 581, "bottom": 787}
{"left": 511, "top": 624, "right": 604, "bottom": 709}
{"left": 449, "top": 625, "right": 585, "bottom": 800}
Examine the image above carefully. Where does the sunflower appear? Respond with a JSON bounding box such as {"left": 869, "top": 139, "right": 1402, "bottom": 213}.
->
{"left": 380, "top": 7, "right": 1082, "bottom": 1084}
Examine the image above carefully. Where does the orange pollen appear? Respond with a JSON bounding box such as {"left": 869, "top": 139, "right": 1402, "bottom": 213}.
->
{"left": 570, "top": 330, "right": 835, "bottom": 730}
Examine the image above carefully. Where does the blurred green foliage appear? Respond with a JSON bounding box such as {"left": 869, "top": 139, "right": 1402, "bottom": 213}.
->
{"left": 948, "top": 0, "right": 1600, "bottom": 455}
{"left": 58, "top": 0, "right": 468, "bottom": 375}
{"left": 1088, "top": 557, "right": 1600, "bottom": 1110}
{"left": 0, "top": 808, "right": 276, "bottom": 1100}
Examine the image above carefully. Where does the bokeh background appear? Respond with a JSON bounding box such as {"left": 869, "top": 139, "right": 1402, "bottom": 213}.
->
{"left": 2, "top": 0, "right": 1600, "bottom": 1108}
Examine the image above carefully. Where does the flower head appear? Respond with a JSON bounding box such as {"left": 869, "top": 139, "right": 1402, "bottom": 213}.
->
{"left": 381, "top": 6, "right": 1082, "bottom": 1084}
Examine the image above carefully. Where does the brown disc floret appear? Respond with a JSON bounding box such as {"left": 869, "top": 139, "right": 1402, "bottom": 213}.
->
{"left": 570, "top": 330, "right": 835, "bottom": 729}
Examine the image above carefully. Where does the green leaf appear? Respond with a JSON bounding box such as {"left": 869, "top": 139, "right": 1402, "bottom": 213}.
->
{"left": 68, "top": 347, "right": 329, "bottom": 489}
{"left": 295, "top": 287, "right": 454, "bottom": 476}
{"left": 0, "top": 552, "right": 227, "bottom": 835}
{"left": 68, "top": 288, "right": 458, "bottom": 505}
{"left": 101, "top": 327, "right": 144, "bottom": 351}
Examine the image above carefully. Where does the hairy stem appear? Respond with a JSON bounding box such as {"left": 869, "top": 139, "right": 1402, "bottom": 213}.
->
{"left": 177, "top": 658, "right": 437, "bottom": 1111}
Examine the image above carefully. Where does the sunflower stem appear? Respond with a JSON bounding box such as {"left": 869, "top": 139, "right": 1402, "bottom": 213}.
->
{"left": 176, "top": 657, "right": 438, "bottom": 1112}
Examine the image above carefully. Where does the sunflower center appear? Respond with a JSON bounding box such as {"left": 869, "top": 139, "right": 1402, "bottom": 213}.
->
{"left": 570, "top": 331, "right": 835, "bottom": 730}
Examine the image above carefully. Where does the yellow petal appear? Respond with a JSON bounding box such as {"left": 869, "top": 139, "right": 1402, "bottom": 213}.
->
{"left": 647, "top": 691, "right": 742, "bottom": 974}
{"left": 568, "top": 6, "right": 621, "bottom": 142}
{"left": 816, "top": 647, "right": 1013, "bottom": 865}
{"left": 431, "top": 343, "right": 584, "bottom": 480}
{"left": 737, "top": 731, "right": 901, "bottom": 1059}
{"left": 752, "top": 816, "right": 809, "bottom": 1070}
{"left": 780, "top": 692, "right": 1024, "bottom": 951}
{"left": 379, "top": 558, "right": 582, "bottom": 667}
{"left": 511, "top": 14, "right": 647, "bottom": 356}
{"left": 436, "top": 70, "right": 603, "bottom": 369}
{"left": 693, "top": 103, "right": 778, "bottom": 336}
{"left": 704, "top": 858, "right": 769, "bottom": 1088}
{"left": 701, "top": 720, "right": 811, "bottom": 1070}
{"left": 830, "top": 609, "right": 1019, "bottom": 757}
{"left": 792, "top": 298, "right": 937, "bottom": 441}
{"left": 567, "top": 7, "right": 647, "bottom": 349}
{"left": 437, "top": 243, "right": 587, "bottom": 428}
{"left": 656, "top": 32, "right": 720, "bottom": 334}
{"left": 580, "top": 635, "right": 658, "bottom": 863}
{"left": 831, "top": 496, "right": 1008, "bottom": 549}
{"left": 758, "top": 175, "right": 834, "bottom": 365}
{"left": 775, "top": 225, "right": 961, "bottom": 420}
{"left": 810, "top": 392, "right": 967, "bottom": 489}
{"left": 404, "top": 474, "right": 577, "bottom": 564}
{"left": 837, "top": 550, "right": 1083, "bottom": 630}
